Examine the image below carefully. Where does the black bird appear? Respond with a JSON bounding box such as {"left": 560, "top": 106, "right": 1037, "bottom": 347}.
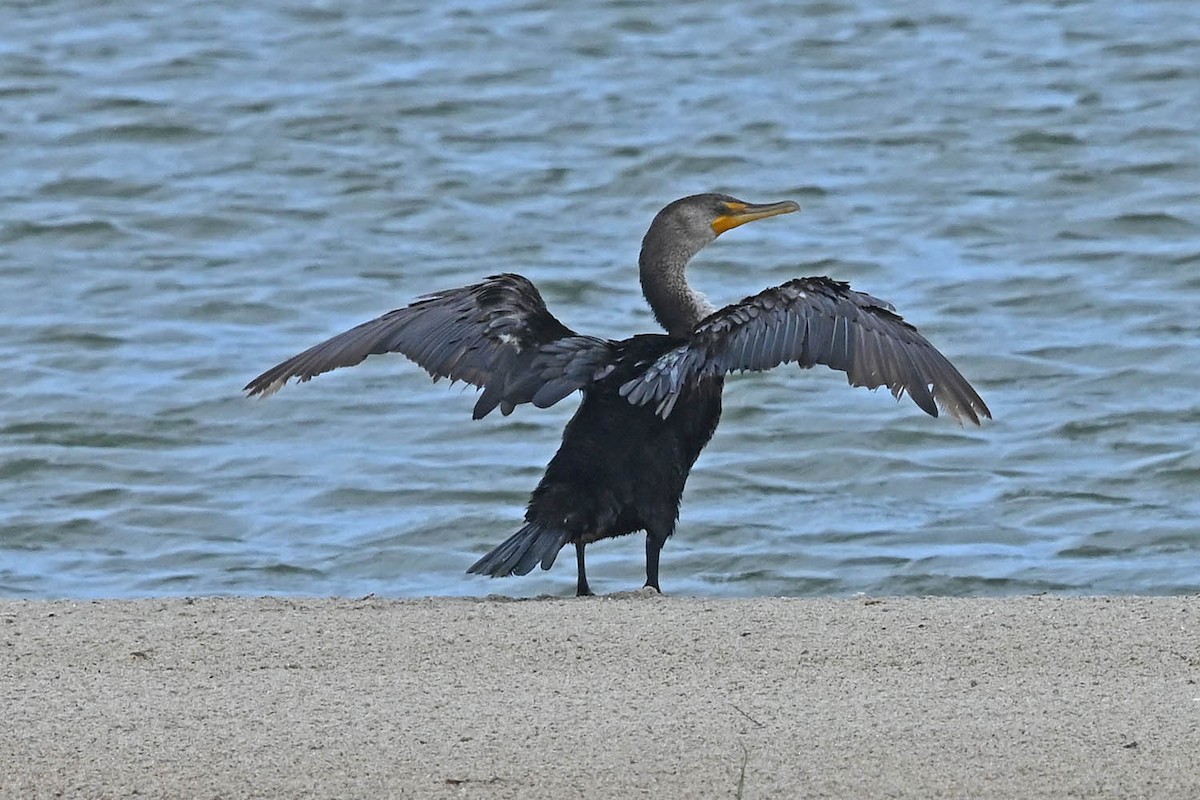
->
{"left": 246, "top": 193, "right": 990, "bottom": 596}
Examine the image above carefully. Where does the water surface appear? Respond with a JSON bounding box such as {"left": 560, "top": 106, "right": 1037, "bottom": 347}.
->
{"left": 2, "top": 0, "right": 1198, "bottom": 598}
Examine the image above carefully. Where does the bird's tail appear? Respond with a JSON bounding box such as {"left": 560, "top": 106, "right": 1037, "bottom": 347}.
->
{"left": 467, "top": 521, "right": 571, "bottom": 577}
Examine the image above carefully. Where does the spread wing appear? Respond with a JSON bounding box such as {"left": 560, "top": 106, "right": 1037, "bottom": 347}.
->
{"left": 619, "top": 276, "right": 991, "bottom": 424}
{"left": 244, "top": 273, "right": 614, "bottom": 419}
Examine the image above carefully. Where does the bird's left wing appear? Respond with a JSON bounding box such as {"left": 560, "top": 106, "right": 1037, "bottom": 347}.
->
{"left": 619, "top": 276, "right": 990, "bottom": 424}
{"left": 244, "top": 273, "right": 614, "bottom": 419}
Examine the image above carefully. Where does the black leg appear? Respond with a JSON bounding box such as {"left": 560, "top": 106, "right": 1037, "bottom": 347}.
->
{"left": 644, "top": 534, "right": 663, "bottom": 593}
{"left": 575, "top": 542, "right": 594, "bottom": 597}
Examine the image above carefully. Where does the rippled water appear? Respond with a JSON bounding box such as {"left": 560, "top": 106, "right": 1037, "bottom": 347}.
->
{"left": 2, "top": 1, "right": 1198, "bottom": 599}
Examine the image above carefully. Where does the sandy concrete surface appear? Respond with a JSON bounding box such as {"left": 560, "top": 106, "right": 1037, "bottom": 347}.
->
{"left": 1, "top": 594, "right": 1196, "bottom": 799}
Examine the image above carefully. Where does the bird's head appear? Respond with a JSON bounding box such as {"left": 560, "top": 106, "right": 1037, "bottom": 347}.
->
{"left": 642, "top": 193, "right": 800, "bottom": 266}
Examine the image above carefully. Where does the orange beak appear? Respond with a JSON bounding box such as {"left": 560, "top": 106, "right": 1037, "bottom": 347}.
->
{"left": 711, "top": 199, "right": 800, "bottom": 235}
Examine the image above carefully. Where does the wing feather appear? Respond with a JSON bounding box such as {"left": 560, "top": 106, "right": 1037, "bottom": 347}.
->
{"left": 620, "top": 276, "right": 990, "bottom": 424}
{"left": 244, "top": 274, "right": 614, "bottom": 419}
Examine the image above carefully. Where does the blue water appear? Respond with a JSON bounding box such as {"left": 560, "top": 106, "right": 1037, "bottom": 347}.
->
{"left": 2, "top": 0, "right": 1198, "bottom": 598}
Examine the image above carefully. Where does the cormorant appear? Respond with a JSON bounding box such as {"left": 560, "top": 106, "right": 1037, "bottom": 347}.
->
{"left": 245, "top": 193, "right": 990, "bottom": 596}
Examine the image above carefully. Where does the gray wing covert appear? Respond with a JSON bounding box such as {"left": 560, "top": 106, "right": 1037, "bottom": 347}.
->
{"left": 245, "top": 273, "right": 614, "bottom": 419}
{"left": 620, "top": 277, "right": 990, "bottom": 424}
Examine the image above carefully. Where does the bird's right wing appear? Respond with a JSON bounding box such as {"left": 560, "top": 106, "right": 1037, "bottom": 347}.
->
{"left": 244, "top": 273, "right": 614, "bottom": 419}
{"left": 619, "top": 276, "right": 990, "bottom": 424}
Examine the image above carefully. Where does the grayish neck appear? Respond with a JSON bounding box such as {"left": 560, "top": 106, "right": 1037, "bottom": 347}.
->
{"left": 639, "top": 237, "right": 715, "bottom": 338}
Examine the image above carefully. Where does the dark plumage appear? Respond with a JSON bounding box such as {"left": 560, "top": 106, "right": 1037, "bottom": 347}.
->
{"left": 246, "top": 193, "right": 990, "bottom": 595}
